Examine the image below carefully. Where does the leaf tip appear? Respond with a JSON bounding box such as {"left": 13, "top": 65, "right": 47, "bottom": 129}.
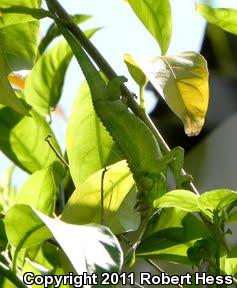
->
{"left": 183, "top": 115, "right": 205, "bottom": 137}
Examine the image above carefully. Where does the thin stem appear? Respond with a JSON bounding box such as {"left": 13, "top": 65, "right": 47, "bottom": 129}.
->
{"left": 146, "top": 259, "right": 183, "bottom": 288}
{"left": 0, "top": 262, "right": 28, "bottom": 288}
{"left": 127, "top": 278, "right": 144, "bottom": 288}
{"left": 59, "top": 183, "right": 65, "bottom": 212}
{"left": 233, "top": 277, "right": 237, "bottom": 287}
{"left": 45, "top": 135, "right": 69, "bottom": 169}
{"left": 139, "top": 85, "right": 145, "bottom": 111}
{"left": 121, "top": 235, "right": 182, "bottom": 288}
{"left": 45, "top": 0, "right": 199, "bottom": 195}
{"left": 100, "top": 167, "right": 108, "bottom": 225}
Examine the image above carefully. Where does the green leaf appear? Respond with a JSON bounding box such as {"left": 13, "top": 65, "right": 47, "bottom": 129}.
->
{"left": 0, "top": 277, "right": 17, "bottom": 288}
{"left": 187, "top": 238, "right": 218, "bottom": 267}
{"left": 62, "top": 161, "right": 139, "bottom": 234}
{"left": 25, "top": 28, "right": 100, "bottom": 116}
{"left": 0, "top": 47, "right": 29, "bottom": 115}
{"left": 4, "top": 205, "right": 52, "bottom": 249}
{"left": 0, "top": 220, "right": 7, "bottom": 252}
{"left": 227, "top": 210, "right": 237, "bottom": 223}
{"left": 137, "top": 208, "right": 210, "bottom": 264}
{"left": 198, "top": 189, "right": 237, "bottom": 219}
{"left": 39, "top": 14, "right": 92, "bottom": 54}
{"left": 135, "top": 52, "right": 209, "bottom": 136}
{"left": 0, "top": 166, "right": 16, "bottom": 213}
{"left": 27, "top": 242, "right": 61, "bottom": 272}
{"left": 0, "top": 21, "right": 39, "bottom": 71}
{"left": 0, "top": 0, "right": 40, "bottom": 71}
{"left": 126, "top": 0, "right": 172, "bottom": 55}
{"left": 24, "top": 40, "right": 73, "bottom": 115}
{"left": 0, "top": 107, "right": 62, "bottom": 173}
{"left": 6, "top": 204, "right": 123, "bottom": 275}
{"left": 154, "top": 190, "right": 199, "bottom": 212}
{"left": 221, "top": 246, "right": 237, "bottom": 275}
{"left": 16, "top": 162, "right": 63, "bottom": 215}
{"left": 124, "top": 53, "right": 147, "bottom": 87}
{"left": 0, "top": 6, "right": 50, "bottom": 28}
{"left": 66, "top": 81, "right": 123, "bottom": 186}
{"left": 196, "top": 4, "right": 237, "bottom": 36}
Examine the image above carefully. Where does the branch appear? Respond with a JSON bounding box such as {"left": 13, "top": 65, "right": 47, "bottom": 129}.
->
{"left": 0, "top": 262, "right": 29, "bottom": 288}
{"left": 45, "top": 0, "right": 199, "bottom": 195}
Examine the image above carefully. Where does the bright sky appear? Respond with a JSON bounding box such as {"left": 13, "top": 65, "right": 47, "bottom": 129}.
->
{"left": 1, "top": 0, "right": 237, "bottom": 187}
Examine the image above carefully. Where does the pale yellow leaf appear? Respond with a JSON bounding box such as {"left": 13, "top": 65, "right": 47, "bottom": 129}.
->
{"left": 135, "top": 52, "right": 209, "bottom": 136}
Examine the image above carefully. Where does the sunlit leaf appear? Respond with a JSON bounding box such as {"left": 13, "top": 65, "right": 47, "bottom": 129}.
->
{"left": 0, "top": 107, "right": 62, "bottom": 173}
{"left": 135, "top": 52, "right": 209, "bottom": 136}
{"left": 36, "top": 210, "right": 123, "bottom": 275}
{"left": 62, "top": 161, "right": 139, "bottom": 234}
{"left": 197, "top": 4, "right": 237, "bottom": 36}
{"left": 0, "top": 2, "right": 43, "bottom": 114}
{"left": 0, "top": 47, "right": 29, "bottom": 114}
{"left": 0, "top": 6, "right": 49, "bottom": 28}
{"left": 0, "top": 277, "right": 17, "bottom": 288}
{"left": 154, "top": 190, "right": 199, "bottom": 212}
{"left": 66, "top": 81, "right": 123, "bottom": 186}
{"left": 126, "top": 0, "right": 172, "bottom": 55}
{"left": 6, "top": 204, "right": 123, "bottom": 276}
{"left": 25, "top": 40, "right": 73, "bottom": 115}
{"left": 0, "top": 166, "right": 16, "bottom": 213}
{"left": 0, "top": 0, "right": 40, "bottom": 71}
{"left": 124, "top": 53, "right": 147, "bottom": 87}
{"left": 16, "top": 162, "right": 63, "bottom": 215}
{"left": 198, "top": 189, "right": 237, "bottom": 219}
{"left": 4, "top": 205, "right": 52, "bottom": 249}
{"left": 221, "top": 246, "right": 237, "bottom": 275}
{"left": 25, "top": 29, "right": 100, "bottom": 116}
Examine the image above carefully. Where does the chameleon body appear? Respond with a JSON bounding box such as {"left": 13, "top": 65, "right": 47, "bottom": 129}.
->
{"left": 60, "top": 25, "right": 188, "bottom": 204}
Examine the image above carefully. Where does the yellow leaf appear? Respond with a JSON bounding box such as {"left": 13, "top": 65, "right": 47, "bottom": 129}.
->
{"left": 135, "top": 52, "right": 209, "bottom": 136}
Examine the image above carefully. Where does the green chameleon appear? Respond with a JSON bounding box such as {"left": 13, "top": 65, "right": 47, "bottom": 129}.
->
{"left": 59, "top": 24, "right": 190, "bottom": 206}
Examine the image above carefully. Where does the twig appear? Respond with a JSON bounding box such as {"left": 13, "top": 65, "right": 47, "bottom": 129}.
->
{"left": 45, "top": 0, "right": 199, "bottom": 196}
{"left": 146, "top": 259, "right": 183, "bottom": 288}
{"left": 233, "top": 277, "right": 237, "bottom": 287}
{"left": 0, "top": 262, "right": 28, "bottom": 288}
{"left": 120, "top": 235, "right": 183, "bottom": 288}
{"left": 45, "top": 135, "right": 69, "bottom": 169}
{"left": 127, "top": 278, "right": 144, "bottom": 288}
{"left": 101, "top": 167, "right": 108, "bottom": 225}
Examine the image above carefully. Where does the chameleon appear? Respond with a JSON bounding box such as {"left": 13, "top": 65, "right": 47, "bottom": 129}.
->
{"left": 58, "top": 23, "right": 190, "bottom": 206}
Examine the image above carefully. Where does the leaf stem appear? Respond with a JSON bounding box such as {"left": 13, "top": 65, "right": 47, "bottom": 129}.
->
{"left": 121, "top": 235, "right": 183, "bottom": 288}
{"left": 146, "top": 259, "right": 183, "bottom": 288}
{"left": 45, "top": 135, "right": 69, "bottom": 169}
{"left": 100, "top": 167, "right": 108, "bottom": 225}
{"left": 127, "top": 278, "right": 144, "bottom": 288}
{"left": 45, "top": 0, "right": 199, "bottom": 195}
{"left": 139, "top": 85, "right": 145, "bottom": 111}
{"left": 0, "top": 262, "right": 28, "bottom": 288}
